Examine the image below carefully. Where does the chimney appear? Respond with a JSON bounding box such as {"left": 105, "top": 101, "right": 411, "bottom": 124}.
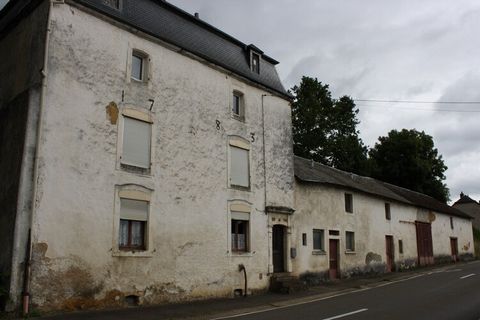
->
{"left": 460, "top": 192, "right": 465, "bottom": 198}
{"left": 194, "top": 12, "right": 199, "bottom": 19}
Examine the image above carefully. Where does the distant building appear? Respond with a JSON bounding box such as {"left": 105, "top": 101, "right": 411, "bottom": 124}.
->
{"left": 453, "top": 193, "right": 480, "bottom": 230}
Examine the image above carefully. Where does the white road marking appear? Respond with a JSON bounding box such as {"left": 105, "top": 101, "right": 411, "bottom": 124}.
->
{"left": 322, "top": 308, "right": 368, "bottom": 320}
{"left": 210, "top": 274, "right": 424, "bottom": 319}
{"left": 460, "top": 273, "right": 475, "bottom": 279}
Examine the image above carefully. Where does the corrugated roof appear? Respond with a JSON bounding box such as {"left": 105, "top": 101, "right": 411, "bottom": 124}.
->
{"left": 74, "top": 0, "right": 290, "bottom": 98}
{"left": 294, "top": 156, "right": 472, "bottom": 220}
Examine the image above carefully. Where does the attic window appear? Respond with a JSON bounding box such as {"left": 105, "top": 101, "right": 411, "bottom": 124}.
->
{"left": 251, "top": 52, "right": 260, "bottom": 74}
{"left": 102, "top": 0, "right": 121, "bottom": 9}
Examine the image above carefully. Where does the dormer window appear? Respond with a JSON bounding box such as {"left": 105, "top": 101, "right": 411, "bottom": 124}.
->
{"left": 102, "top": 0, "right": 121, "bottom": 10}
{"left": 251, "top": 52, "right": 260, "bottom": 74}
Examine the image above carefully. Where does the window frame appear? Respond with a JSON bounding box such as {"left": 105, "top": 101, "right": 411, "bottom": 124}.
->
{"left": 112, "top": 185, "right": 153, "bottom": 257}
{"left": 130, "top": 49, "right": 150, "bottom": 83}
{"left": 117, "top": 108, "right": 154, "bottom": 175}
{"left": 345, "top": 231, "right": 355, "bottom": 252}
{"left": 228, "top": 137, "right": 251, "bottom": 190}
{"left": 312, "top": 229, "right": 325, "bottom": 252}
{"left": 228, "top": 201, "right": 252, "bottom": 255}
{"left": 231, "top": 219, "right": 249, "bottom": 253}
{"left": 232, "top": 91, "right": 245, "bottom": 121}
{"left": 119, "top": 218, "right": 146, "bottom": 251}
{"left": 345, "top": 193, "right": 353, "bottom": 213}
{"left": 251, "top": 52, "right": 260, "bottom": 74}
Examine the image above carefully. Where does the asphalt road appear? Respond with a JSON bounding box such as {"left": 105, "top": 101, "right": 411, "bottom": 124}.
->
{"left": 213, "top": 261, "right": 480, "bottom": 320}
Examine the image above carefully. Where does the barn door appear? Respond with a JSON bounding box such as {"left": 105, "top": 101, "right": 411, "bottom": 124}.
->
{"left": 415, "top": 222, "right": 434, "bottom": 266}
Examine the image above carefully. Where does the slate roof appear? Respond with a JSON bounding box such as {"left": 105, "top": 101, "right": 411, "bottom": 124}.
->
{"left": 453, "top": 194, "right": 479, "bottom": 206}
{"left": 294, "top": 156, "right": 473, "bottom": 220}
{"left": 74, "top": 0, "right": 290, "bottom": 98}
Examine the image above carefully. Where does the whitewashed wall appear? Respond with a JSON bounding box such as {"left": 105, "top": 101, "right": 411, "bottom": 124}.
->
{"left": 293, "top": 183, "right": 474, "bottom": 279}
{"left": 28, "top": 3, "right": 293, "bottom": 310}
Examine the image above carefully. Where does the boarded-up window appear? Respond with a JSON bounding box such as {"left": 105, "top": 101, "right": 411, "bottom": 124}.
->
{"left": 385, "top": 203, "right": 391, "bottom": 220}
{"left": 345, "top": 193, "right": 353, "bottom": 213}
{"left": 119, "top": 199, "right": 148, "bottom": 250}
{"left": 231, "top": 213, "right": 249, "bottom": 252}
{"left": 122, "top": 117, "right": 151, "bottom": 169}
{"left": 346, "top": 231, "right": 355, "bottom": 251}
{"left": 313, "top": 229, "right": 324, "bottom": 251}
{"left": 230, "top": 146, "right": 249, "bottom": 188}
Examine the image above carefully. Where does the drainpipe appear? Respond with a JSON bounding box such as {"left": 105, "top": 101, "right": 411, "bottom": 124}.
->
{"left": 22, "top": 0, "right": 53, "bottom": 315}
{"left": 238, "top": 264, "right": 247, "bottom": 297}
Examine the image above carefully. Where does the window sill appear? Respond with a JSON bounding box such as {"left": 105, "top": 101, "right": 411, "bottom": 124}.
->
{"left": 231, "top": 114, "right": 245, "bottom": 122}
{"left": 112, "top": 250, "right": 153, "bottom": 258}
{"left": 130, "top": 77, "right": 148, "bottom": 85}
{"left": 120, "top": 163, "right": 152, "bottom": 176}
{"left": 312, "top": 250, "right": 326, "bottom": 255}
{"left": 229, "top": 185, "right": 251, "bottom": 192}
{"left": 345, "top": 250, "right": 356, "bottom": 255}
{"left": 231, "top": 252, "right": 254, "bottom": 257}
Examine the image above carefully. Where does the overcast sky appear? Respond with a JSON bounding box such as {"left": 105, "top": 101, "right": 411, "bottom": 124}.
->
{"left": 169, "top": 0, "right": 480, "bottom": 203}
{"left": 1, "top": 0, "right": 478, "bottom": 203}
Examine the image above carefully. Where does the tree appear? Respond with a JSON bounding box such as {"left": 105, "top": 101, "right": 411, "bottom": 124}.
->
{"left": 291, "top": 76, "right": 369, "bottom": 174}
{"left": 369, "top": 129, "right": 449, "bottom": 202}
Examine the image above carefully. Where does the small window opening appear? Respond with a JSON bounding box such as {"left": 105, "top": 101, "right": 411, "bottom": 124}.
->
{"left": 131, "top": 51, "right": 148, "bottom": 82}
{"left": 232, "top": 92, "right": 244, "bottom": 119}
{"left": 251, "top": 53, "right": 260, "bottom": 74}
{"left": 450, "top": 217, "right": 454, "bottom": 230}
{"left": 313, "top": 229, "right": 325, "bottom": 251}
{"left": 385, "top": 203, "right": 391, "bottom": 220}
{"left": 346, "top": 231, "right": 355, "bottom": 252}
{"left": 345, "top": 193, "right": 353, "bottom": 213}
{"left": 125, "top": 295, "right": 140, "bottom": 306}
{"left": 102, "top": 0, "right": 120, "bottom": 9}
{"left": 302, "top": 233, "right": 307, "bottom": 246}
{"left": 398, "top": 240, "right": 404, "bottom": 254}
{"left": 232, "top": 219, "right": 249, "bottom": 252}
{"left": 329, "top": 230, "right": 340, "bottom": 236}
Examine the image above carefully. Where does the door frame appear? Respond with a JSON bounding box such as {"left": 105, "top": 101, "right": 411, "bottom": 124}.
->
{"left": 385, "top": 235, "right": 394, "bottom": 272}
{"left": 329, "top": 238, "right": 340, "bottom": 279}
{"left": 272, "top": 224, "right": 286, "bottom": 273}
{"left": 267, "top": 212, "right": 292, "bottom": 274}
{"left": 450, "top": 237, "right": 459, "bottom": 262}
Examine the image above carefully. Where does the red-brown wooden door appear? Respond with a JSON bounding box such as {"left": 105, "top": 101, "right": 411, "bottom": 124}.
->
{"left": 416, "top": 222, "right": 434, "bottom": 266}
{"left": 386, "top": 235, "right": 394, "bottom": 272}
{"left": 450, "top": 238, "right": 459, "bottom": 262}
{"left": 329, "top": 239, "right": 339, "bottom": 279}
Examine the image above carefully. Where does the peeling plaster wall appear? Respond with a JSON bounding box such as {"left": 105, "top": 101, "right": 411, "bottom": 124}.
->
{"left": 28, "top": 3, "right": 293, "bottom": 311}
{"left": 0, "top": 1, "right": 49, "bottom": 311}
{"left": 292, "top": 182, "right": 475, "bottom": 279}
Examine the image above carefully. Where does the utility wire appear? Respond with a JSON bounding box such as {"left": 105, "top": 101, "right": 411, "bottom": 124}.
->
{"left": 354, "top": 99, "right": 480, "bottom": 105}
{"left": 355, "top": 104, "right": 480, "bottom": 113}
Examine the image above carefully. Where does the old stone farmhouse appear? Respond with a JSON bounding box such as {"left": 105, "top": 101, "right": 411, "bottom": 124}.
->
{"left": 0, "top": 0, "right": 474, "bottom": 313}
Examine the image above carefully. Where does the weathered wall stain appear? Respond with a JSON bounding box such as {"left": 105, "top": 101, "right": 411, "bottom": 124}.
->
{"left": 365, "top": 252, "right": 382, "bottom": 265}
{"left": 105, "top": 101, "right": 118, "bottom": 125}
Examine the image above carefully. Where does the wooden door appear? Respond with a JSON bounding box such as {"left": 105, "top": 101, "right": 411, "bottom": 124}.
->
{"left": 415, "top": 222, "right": 434, "bottom": 266}
{"left": 386, "top": 235, "right": 394, "bottom": 272}
{"left": 450, "top": 238, "right": 458, "bottom": 262}
{"left": 329, "top": 239, "right": 339, "bottom": 279}
{"left": 272, "top": 225, "right": 285, "bottom": 273}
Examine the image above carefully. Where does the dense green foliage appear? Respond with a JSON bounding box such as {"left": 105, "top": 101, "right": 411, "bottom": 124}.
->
{"left": 369, "top": 129, "right": 449, "bottom": 202}
{"left": 291, "top": 76, "right": 369, "bottom": 175}
{"left": 291, "top": 77, "right": 449, "bottom": 202}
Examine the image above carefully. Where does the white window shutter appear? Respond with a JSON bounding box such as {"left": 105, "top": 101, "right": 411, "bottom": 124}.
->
{"left": 120, "top": 198, "right": 148, "bottom": 221}
{"left": 122, "top": 117, "right": 151, "bottom": 168}
{"left": 230, "top": 146, "right": 249, "bottom": 187}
